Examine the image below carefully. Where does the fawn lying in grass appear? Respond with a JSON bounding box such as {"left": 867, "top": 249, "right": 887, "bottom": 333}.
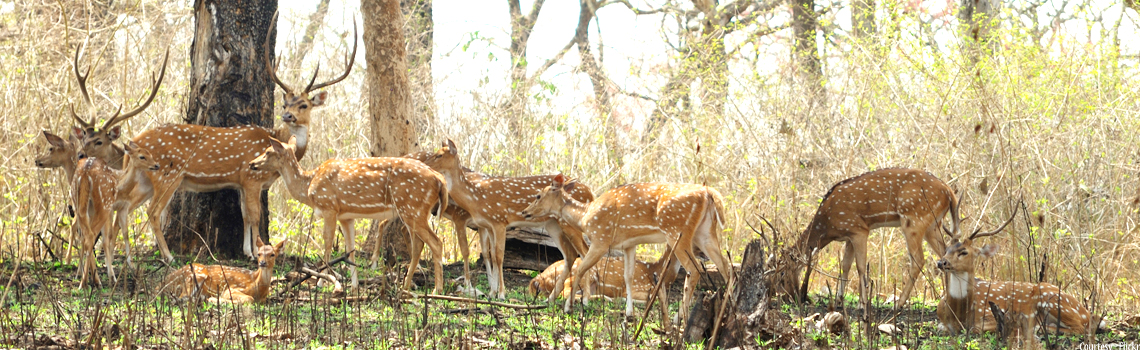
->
{"left": 159, "top": 237, "right": 285, "bottom": 304}
{"left": 527, "top": 256, "right": 663, "bottom": 303}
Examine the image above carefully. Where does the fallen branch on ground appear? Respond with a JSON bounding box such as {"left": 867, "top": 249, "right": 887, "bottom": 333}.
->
{"left": 399, "top": 291, "right": 549, "bottom": 310}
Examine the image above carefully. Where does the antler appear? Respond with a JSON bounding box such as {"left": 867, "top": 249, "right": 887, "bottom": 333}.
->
{"left": 264, "top": 11, "right": 296, "bottom": 97}
{"left": 103, "top": 48, "right": 169, "bottom": 130}
{"left": 70, "top": 47, "right": 94, "bottom": 129}
{"left": 968, "top": 200, "right": 1020, "bottom": 240}
{"left": 303, "top": 19, "right": 357, "bottom": 94}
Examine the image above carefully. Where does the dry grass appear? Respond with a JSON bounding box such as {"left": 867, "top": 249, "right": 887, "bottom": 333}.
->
{"left": 0, "top": 0, "right": 1138, "bottom": 347}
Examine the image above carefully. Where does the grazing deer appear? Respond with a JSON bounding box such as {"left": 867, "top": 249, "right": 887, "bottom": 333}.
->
{"left": 90, "top": 31, "right": 356, "bottom": 261}
{"left": 249, "top": 138, "right": 448, "bottom": 291}
{"left": 528, "top": 256, "right": 663, "bottom": 303}
{"left": 159, "top": 236, "right": 286, "bottom": 304}
{"left": 417, "top": 140, "right": 594, "bottom": 300}
{"left": 521, "top": 175, "right": 733, "bottom": 327}
{"left": 935, "top": 208, "right": 1106, "bottom": 335}
{"left": 70, "top": 142, "right": 160, "bottom": 287}
{"left": 773, "top": 168, "right": 960, "bottom": 309}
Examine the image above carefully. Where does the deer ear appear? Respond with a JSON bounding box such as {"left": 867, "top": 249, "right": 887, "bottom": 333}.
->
{"left": 310, "top": 91, "right": 328, "bottom": 106}
{"left": 553, "top": 174, "right": 565, "bottom": 187}
{"left": 72, "top": 126, "right": 86, "bottom": 140}
{"left": 107, "top": 126, "right": 122, "bottom": 140}
{"left": 42, "top": 131, "right": 65, "bottom": 147}
{"left": 274, "top": 239, "right": 287, "bottom": 252}
{"left": 978, "top": 244, "right": 1000, "bottom": 258}
{"left": 564, "top": 180, "right": 578, "bottom": 192}
{"left": 446, "top": 139, "right": 458, "bottom": 155}
{"left": 255, "top": 235, "right": 266, "bottom": 248}
{"left": 269, "top": 138, "right": 286, "bottom": 153}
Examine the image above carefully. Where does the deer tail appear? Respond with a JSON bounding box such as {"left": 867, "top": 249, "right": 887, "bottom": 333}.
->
{"left": 435, "top": 172, "right": 449, "bottom": 219}
{"left": 948, "top": 190, "right": 960, "bottom": 238}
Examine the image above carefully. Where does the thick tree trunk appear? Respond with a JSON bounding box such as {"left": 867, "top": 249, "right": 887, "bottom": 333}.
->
{"left": 851, "top": 0, "right": 875, "bottom": 40}
{"left": 959, "top": 0, "right": 998, "bottom": 73}
{"left": 403, "top": 0, "right": 434, "bottom": 143}
{"left": 503, "top": 0, "right": 546, "bottom": 133}
{"left": 791, "top": 0, "right": 823, "bottom": 106}
{"left": 362, "top": 0, "right": 417, "bottom": 265}
{"left": 166, "top": 0, "right": 276, "bottom": 258}
{"left": 573, "top": 0, "right": 623, "bottom": 171}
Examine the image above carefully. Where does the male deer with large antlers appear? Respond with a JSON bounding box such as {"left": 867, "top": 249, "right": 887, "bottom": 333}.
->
{"left": 418, "top": 140, "right": 594, "bottom": 300}
{"left": 249, "top": 138, "right": 449, "bottom": 290}
{"left": 521, "top": 175, "right": 733, "bottom": 327}
{"left": 90, "top": 27, "right": 356, "bottom": 261}
{"left": 773, "top": 168, "right": 959, "bottom": 309}
{"left": 935, "top": 206, "right": 1106, "bottom": 335}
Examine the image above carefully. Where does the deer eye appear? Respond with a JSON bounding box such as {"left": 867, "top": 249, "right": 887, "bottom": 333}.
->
{"left": 959, "top": 251, "right": 968, "bottom": 256}
{"left": 95, "top": 141, "right": 103, "bottom": 146}
{"left": 299, "top": 105, "right": 308, "bottom": 110}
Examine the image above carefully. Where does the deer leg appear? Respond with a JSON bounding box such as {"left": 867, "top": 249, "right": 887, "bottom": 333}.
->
{"left": 100, "top": 214, "right": 117, "bottom": 283}
{"left": 851, "top": 234, "right": 871, "bottom": 313}
{"left": 477, "top": 227, "right": 497, "bottom": 297}
{"left": 145, "top": 181, "right": 179, "bottom": 263}
{"left": 837, "top": 241, "right": 857, "bottom": 306}
{"left": 453, "top": 216, "right": 474, "bottom": 292}
{"left": 404, "top": 228, "right": 426, "bottom": 292}
{"left": 491, "top": 225, "right": 508, "bottom": 300}
{"left": 320, "top": 213, "right": 337, "bottom": 267}
{"left": 339, "top": 219, "right": 358, "bottom": 288}
{"left": 898, "top": 225, "right": 927, "bottom": 306}
{"left": 569, "top": 242, "right": 608, "bottom": 312}
{"left": 409, "top": 216, "right": 444, "bottom": 294}
{"left": 694, "top": 214, "right": 733, "bottom": 287}
{"left": 623, "top": 247, "right": 637, "bottom": 316}
{"left": 239, "top": 186, "right": 264, "bottom": 259}
{"left": 546, "top": 220, "right": 576, "bottom": 303}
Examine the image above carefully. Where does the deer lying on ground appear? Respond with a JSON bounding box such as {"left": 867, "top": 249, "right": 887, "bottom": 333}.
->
{"left": 70, "top": 142, "right": 160, "bottom": 287}
{"left": 521, "top": 175, "right": 733, "bottom": 328}
{"left": 417, "top": 140, "right": 593, "bottom": 300}
{"left": 528, "top": 256, "right": 663, "bottom": 303}
{"left": 249, "top": 138, "right": 449, "bottom": 291}
{"left": 159, "top": 236, "right": 286, "bottom": 304}
{"left": 773, "top": 168, "right": 960, "bottom": 309}
{"left": 935, "top": 205, "right": 1106, "bottom": 335}
{"left": 73, "top": 27, "right": 354, "bottom": 261}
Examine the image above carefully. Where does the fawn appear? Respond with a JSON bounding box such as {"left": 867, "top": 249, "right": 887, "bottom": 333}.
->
{"left": 528, "top": 256, "right": 664, "bottom": 303}
{"left": 159, "top": 237, "right": 286, "bottom": 304}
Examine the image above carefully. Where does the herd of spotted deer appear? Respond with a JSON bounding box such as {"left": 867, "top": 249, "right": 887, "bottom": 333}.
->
{"left": 30, "top": 28, "right": 1108, "bottom": 340}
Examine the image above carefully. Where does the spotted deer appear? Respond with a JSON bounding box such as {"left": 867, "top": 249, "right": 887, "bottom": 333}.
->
{"left": 773, "top": 168, "right": 960, "bottom": 310}
{"left": 101, "top": 30, "right": 356, "bottom": 261}
{"left": 418, "top": 140, "right": 594, "bottom": 300}
{"left": 528, "top": 256, "right": 663, "bottom": 303}
{"left": 70, "top": 142, "right": 160, "bottom": 287}
{"left": 34, "top": 131, "right": 82, "bottom": 264}
{"left": 249, "top": 138, "right": 448, "bottom": 291}
{"left": 521, "top": 175, "right": 733, "bottom": 327}
{"left": 159, "top": 236, "right": 286, "bottom": 304}
{"left": 935, "top": 207, "right": 1105, "bottom": 335}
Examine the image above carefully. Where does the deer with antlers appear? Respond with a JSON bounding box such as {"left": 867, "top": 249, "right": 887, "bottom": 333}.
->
{"left": 935, "top": 205, "right": 1106, "bottom": 335}
{"left": 159, "top": 236, "right": 286, "bottom": 304}
{"left": 521, "top": 175, "right": 733, "bottom": 327}
{"left": 773, "top": 168, "right": 960, "bottom": 310}
{"left": 77, "top": 28, "right": 357, "bottom": 261}
{"left": 417, "top": 140, "right": 594, "bottom": 300}
{"left": 249, "top": 138, "right": 449, "bottom": 290}
{"left": 70, "top": 142, "right": 161, "bottom": 287}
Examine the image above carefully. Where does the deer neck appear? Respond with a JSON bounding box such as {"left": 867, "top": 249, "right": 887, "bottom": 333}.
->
{"left": 101, "top": 144, "right": 127, "bottom": 171}
{"left": 557, "top": 197, "right": 589, "bottom": 232}
{"left": 243, "top": 265, "right": 273, "bottom": 302}
{"left": 62, "top": 155, "right": 79, "bottom": 181}
{"left": 275, "top": 153, "right": 316, "bottom": 205}
{"left": 945, "top": 271, "right": 976, "bottom": 330}
{"left": 275, "top": 125, "right": 309, "bottom": 160}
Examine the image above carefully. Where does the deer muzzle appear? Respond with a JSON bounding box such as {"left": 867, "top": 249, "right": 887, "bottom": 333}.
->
{"left": 281, "top": 112, "right": 296, "bottom": 124}
{"left": 936, "top": 259, "right": 949, "bottom": 271}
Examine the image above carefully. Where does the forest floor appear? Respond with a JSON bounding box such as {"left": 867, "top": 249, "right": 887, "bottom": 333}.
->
{"left": 0, "top": 251, "right": 1136, "bottom": 349}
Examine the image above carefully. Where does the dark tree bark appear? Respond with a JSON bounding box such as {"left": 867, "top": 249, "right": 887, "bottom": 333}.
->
{"left": 791, "top": 0, "right": 823, "bottom": 106}
{"left": 959, "top": 0, "right": 998, "bottom": 72}
{"left": 362, "top": 0, "right": 417, "bottom": 265}
{"left": 851, "top": 0, "right": 875, "bottom": 40}
{"left": 403, "top": 0, "right": 434, "bottom": 142}
{"left": 503, "top": 0, "right": 546, "bottom": 133}
{"left": 166, "top": 0, "right": 277, "bottom": 257}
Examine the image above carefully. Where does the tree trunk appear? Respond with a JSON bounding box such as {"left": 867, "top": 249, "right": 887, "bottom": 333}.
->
{"left": 403, "top": 0, "right": 434, "bottom": 144}
{"left": 959, "top": 0, "right": 998, "bottom": 72}
{"left": 791, "top": 0, "right": 823, "bottom": 107}
{"left": 362, "top": 0, "right": 416, "bottom": 266}
{"left": 291, "top": 0, "right": 332, "bottom": 67}
{"left": 503, "top": 0, "right": 546, "bottom": 134}
{"left": 574, "top": 0, "right": 622, "bottom": 171}
{"left": 166, "top": 0, "right": 277, "bottom": 258}
{"left": 851, "top": 0, "right": 875, "bottom": 40}
{"left": 716, "top": 240, "right": 775, "bottom": 348}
